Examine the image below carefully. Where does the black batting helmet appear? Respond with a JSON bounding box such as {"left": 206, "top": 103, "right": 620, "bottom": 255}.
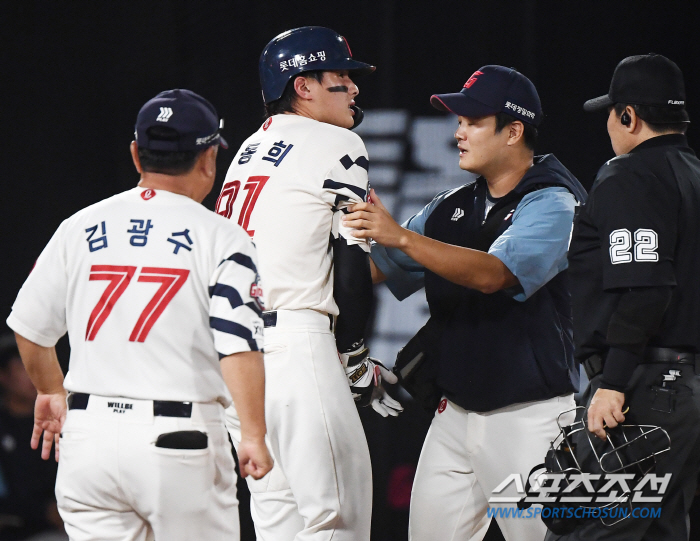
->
{"left": 259, "top": 26, "right": 375, "bottom": 104}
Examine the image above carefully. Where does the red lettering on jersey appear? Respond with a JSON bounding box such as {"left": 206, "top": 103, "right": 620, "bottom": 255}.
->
{"left": 239, "top": 176, "right": 269, "bottom": 237}
{"left": 86, "top": 266, "right": 137, "bottom": 340}
{"left": 464, "top": 70, "right": 484, "bottom": 89}
{"left": 250, "top": 284, "right": 263, "bottom": 298}
{"left": 437, "top": 398, "right": 447, "bottom": 413}
{"left": 141, "top": 189, "right": 156, "bottom": 200}
{"left": 129, "top": 268, "right": 190, "bottom": 342}
{"left": 263, "top": 117, "right": 272, "bottom": 131}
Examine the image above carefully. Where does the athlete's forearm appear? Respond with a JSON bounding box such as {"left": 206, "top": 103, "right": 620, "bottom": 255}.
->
{"left": 333, "top": 238, "right": 373, "bottom": 353}
{"left": 221, "top": 351, "right": 267, "bottom": 441}
{"left": 397, "top": 229, "right": 518, "bottom": 294}
{"left": 15, "top": 334, "right": 65, "bottom": 395}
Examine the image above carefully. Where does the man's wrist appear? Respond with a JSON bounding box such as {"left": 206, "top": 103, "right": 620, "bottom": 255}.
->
{"left": 398, "top": 228, "right": 415, "bottom": 251}
{"left": 37, "top": 387, "right": 66, "bottom": 397}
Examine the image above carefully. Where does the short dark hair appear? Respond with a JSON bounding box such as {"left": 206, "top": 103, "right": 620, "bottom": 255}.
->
{"left": 137, "top": 148, "right": 202, "bottom": 176}
{"left": 613, "top": 103, "right": 689, "bottom": 134}
{"left": 137, "top": 125, "right": 203, "bottom": 175}
{"left": 264, "top": 71, "right": 324, "bottom": 118}
{"left": 494, "top": 112, "right": 538, "bottom": 151}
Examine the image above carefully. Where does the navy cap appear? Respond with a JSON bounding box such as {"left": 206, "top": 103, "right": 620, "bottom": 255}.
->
{"left": 584, "top": 54, "right": 688, "bottom": 121}
{"left": 431, "top": 65, "right": 543, "bottom": 127}
{"left": 135, "top": 89, "right": 228, "bottom": 152}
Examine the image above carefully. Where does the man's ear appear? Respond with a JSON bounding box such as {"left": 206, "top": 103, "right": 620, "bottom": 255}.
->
{"left": 507, "top": 121, "right": 525, "bottom": 146}
{"left": 200, "top": 145, "right": 218, "bottom": 177}
{"left": 130, "top": 141, "right": 143, "bottom": 173}
{"left": 625, "top": 105, "right": 640, "bottom": 133}
{"left": 293, "top": 75, "right": 316, "bottom": 100}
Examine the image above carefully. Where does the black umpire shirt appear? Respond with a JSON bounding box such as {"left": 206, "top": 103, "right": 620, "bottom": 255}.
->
{"left": 568, "top": 134, "right": 700, "bottom": 390}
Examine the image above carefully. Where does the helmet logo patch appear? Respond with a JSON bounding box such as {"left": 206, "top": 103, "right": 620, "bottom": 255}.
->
{"left": 279, "top": 50, "right": 327, "bottom": 72}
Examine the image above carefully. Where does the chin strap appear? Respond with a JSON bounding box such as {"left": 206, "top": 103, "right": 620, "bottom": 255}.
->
{"left": 350, "top": 105, "right": 364, "bottom": 130}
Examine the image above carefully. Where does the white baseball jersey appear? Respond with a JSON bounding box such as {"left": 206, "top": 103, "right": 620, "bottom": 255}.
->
{"left": 7, "top": 187, "right": 264, "bottom": 405}
{"left": 216, "top": 114, "right": 370, "bottom": 315}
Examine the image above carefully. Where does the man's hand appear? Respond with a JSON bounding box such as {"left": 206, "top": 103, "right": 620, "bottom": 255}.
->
{"left": 344, "top": 189, "right": 408, "bottom": 248}
{"left": 370, "top": 374, "right": 404, "bottom": 418}
{"left": 587, "top": 388, "right": 626, "bottom": 440}
{"left": 32, "top": 391, "right": 67, "bottom": 461}
{"left": 342, "top": 346, "right": 403, "bottom": 416}
{"left": 237, "top": 437, "right": 274, "bottom": 480}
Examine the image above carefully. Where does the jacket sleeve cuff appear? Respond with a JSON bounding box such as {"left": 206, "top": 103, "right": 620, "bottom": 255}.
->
{"left": 600, "top": 347, "right": 641, "bottom": 392}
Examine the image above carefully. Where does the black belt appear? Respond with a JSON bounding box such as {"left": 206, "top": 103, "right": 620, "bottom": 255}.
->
{"left": 262, "top": 310, "right": 335, "bottom": 331}
{"left": 583, "top": 347, "right": 700, "bottom": 380}
{"left": 67, "top": 393, "right": 193, "bottom": 417}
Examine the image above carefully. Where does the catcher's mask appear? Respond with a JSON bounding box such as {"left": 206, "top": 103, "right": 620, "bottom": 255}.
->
{"left": 519, "top": 407, "right": 670, "bottom": 534}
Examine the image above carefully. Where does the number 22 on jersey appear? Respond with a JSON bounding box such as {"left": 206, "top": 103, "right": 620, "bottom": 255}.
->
{"left": 215, "top": 176, "right": 269, "bottom": 237}
{"left": 86, "top": 265, "right": 189, "bottom": 342}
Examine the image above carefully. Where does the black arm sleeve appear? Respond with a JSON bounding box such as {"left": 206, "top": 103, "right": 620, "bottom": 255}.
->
{"left": 332, "top": 236, "right": 373, "bottom": 354}
{"left": 600, "top": 286, "right": 673, "bottom": 391}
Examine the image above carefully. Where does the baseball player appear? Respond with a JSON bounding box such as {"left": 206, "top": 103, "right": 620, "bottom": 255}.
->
{"left": 7, "top": 89, "right": 272, "bottom": 541}
{"left": 219, "top": 26, "right": 401, "bottom": 541}
{"left": 557, "top": 54, "right": 700, "bottom": 540}
{"left": 344, "top": 66, "right": 587, "bottom": 541}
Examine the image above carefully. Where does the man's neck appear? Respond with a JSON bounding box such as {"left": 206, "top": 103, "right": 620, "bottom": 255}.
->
{"left": 138, "top": 174, "right": 198, "bottom": 201}
{"left": 482, "top": 154, "right": 534, "bottom": 198}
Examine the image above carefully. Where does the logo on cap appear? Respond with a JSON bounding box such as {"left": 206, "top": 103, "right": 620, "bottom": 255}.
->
{"left": 464, "top": 71, "right": 484, "bottom": 89}
{"left": 156, "top": 107, "right": 173, "bottom": 122}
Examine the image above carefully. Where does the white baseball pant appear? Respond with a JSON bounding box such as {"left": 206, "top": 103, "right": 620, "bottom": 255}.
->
{"left": 227, "top": 308, "right": 372, "bottom": 541}
{"left": 56, "top": 395, "right": 239, "bottom": 541}
{"left": 409, "top": 394, "right": 576, "bottom": 541}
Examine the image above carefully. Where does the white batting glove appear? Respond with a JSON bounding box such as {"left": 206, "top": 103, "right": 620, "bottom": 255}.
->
{"left": 370, "top": 364, "right": 403, "bottom": 417}
{"left": 341, "top": 346, "right": 403, "bottom": 416}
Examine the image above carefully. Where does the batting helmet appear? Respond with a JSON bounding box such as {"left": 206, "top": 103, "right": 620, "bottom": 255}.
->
{"left": 259, "top": 26, "right": 376, "bottom": 104}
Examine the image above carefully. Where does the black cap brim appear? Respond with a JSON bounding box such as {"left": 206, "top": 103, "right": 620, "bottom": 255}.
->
{"left": 430, "top": 93, "right": 497, "bottom": 117}
{"left": 583, "top": 94, "right": 614, "bottom": 112}
{"left": 343, "top": 59, "right": 376, "bottom": 77}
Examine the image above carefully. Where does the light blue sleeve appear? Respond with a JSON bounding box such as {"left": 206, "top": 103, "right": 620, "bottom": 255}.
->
{"left": 371, "top": 188, "right": 457, "bottom": 301}
{"left": 488, "top": 187, "right": 576, "bottom": 302}
{"left": 489, "top": 187, "right": 576, "bottom": 302}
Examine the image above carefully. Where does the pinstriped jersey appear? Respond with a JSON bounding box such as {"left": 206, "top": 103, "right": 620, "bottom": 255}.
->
{"left": 7, "top": 187, "right": 264, "bottom": 406}
{"left": 217, "top": 114, "right": 370, "bottom": 315}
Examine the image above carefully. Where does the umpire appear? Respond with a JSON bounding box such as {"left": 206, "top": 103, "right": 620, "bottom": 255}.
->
{"left": 559, "top": 54, "right": 700, "bottom": 539}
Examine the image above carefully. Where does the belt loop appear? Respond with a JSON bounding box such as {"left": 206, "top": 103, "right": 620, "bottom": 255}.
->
{"left": 262, "top": 311, "right": 277, "bottom": 328}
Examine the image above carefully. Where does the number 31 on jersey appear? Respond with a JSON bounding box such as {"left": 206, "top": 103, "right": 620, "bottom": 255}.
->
{"left": 215, "top": 176, "right": 269, "bottom": 237}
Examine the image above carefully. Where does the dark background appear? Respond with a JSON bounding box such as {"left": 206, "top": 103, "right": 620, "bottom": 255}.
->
{"left": 3, "top": 0, "right": 700, "bottom": 319}
{"left": 2, "top": 1, "right": 700, "bottom": 539}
